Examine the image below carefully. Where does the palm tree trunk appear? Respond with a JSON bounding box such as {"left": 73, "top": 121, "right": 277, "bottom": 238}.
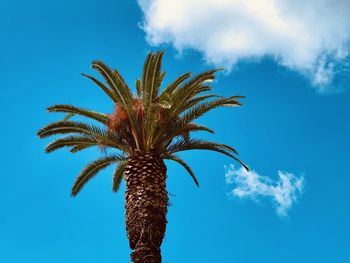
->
{"left": 124, "top": 151, "right": 168, "bottom": 263}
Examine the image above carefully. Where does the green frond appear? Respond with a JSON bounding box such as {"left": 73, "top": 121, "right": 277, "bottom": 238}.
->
{"left": 124, "top": 109, "right": 143, "bottom": 150}
{"left": 183, "top": 123, "right": 215, "bottom": 134}
{"left": 37, "top": 120, "right": 130, "bottom": 153}
{"left": 167, "top": 138, "right": 238, "bottom": 154}
{"left": 139, "top": 53, "right": 152, "bottom": 97}
{"left": 151, "top": 115, "right": 180, "bottom": 148}
{"left": 140, "top": 52, "right": 167, "bottom": 151}
{"left": 81, "top": 73, "right": 117, "bottom": 102}
{"left": 166, "top": 138, "right": 248, "bottom": 170}
{"left": 153, "top": 117, "right": 215, "bottom": 148}
{"left": 37, "top": 120, "right": 101, "bottom": 138}
{"left": 142, "top": 51, "right": 164, "bottom": 107}
{"left": 47, "top": 104, "right": 108, "bottom": 124}
{"left": 181, "top": 96, "right": 244, "bottom": 124}
{"left": 91, "top": 61, "right": 115, "bottom": 91}
{"left": 71, "top": 155, "right": 126, "bottom": 196}
{"left": 167, "top": 69, "right": 221, "bottom": 117}
{"left": 144, "top": 103, "right": 162, "bottom": 150}
{"left": 45, "top": 135, "right": 97, "bottom": 153}
{"left": 112, "top": 161, "right": 127, "bottom": 192}
{"left": 91, "top": 61, "right": 132, "bottom": 108}
{"left": 159, "top": 72, "right": 192, "bottom": 101}
{"left": 112, "top": 69, "right": 133, "bottom": 103}
{"left": 187, "top": 69, "right": 219, "bottom": 86}
{"left": 164, "top": 154, "right": 199, "bottom": 187}
{"left": 156, "top": 122, "right": 214, "bottom": 148}
{"left": 181, "top": 94, "right": 221, "bottom": 113}
{"left": 156, "top": 72, "right": 166, "bottom": 97}
{"left": 70, "top": 144, "right": 96, "bottom": 153}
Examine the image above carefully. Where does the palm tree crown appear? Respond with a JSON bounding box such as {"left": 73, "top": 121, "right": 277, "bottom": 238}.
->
{"left": 37, "top": 51, "right": 247, "bottom": 194}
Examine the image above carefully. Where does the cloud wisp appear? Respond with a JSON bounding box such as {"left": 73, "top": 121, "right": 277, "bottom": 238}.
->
{"left": 225, "top": 165, "right": 304, "bottom": 216}
{"left": 138, "top": 0, "right": 350, "bottom": 91}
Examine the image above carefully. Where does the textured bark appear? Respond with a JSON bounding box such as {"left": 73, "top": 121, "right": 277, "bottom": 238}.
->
{"left": 124, "top": 151, "right": 168, "bottom": 263}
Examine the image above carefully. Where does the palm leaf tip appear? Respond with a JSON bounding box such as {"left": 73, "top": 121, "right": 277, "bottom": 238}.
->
{"left": 37, "top": 127, "right": 47, "bottom": 138}
{"left": 209, "top": 67, "right": 224, "bottom": 77}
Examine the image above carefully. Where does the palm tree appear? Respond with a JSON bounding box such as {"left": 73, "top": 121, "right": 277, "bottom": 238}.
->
{"left": 37, "top": 51, "right": 248, "bottom": 263}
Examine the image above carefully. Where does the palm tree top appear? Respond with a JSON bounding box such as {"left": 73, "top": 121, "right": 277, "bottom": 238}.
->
{"left": 37, "top": 51, "right": 248, "bottom": 195}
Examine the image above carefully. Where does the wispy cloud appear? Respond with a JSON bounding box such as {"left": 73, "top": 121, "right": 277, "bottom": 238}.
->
{"left": 225, "top": 165, "right": 304, "bottom": 216}
{"left": 138, "top": 0, "right": 350, "bottom": 91}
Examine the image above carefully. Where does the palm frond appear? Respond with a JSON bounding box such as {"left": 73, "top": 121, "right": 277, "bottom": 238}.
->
{"left": 37, "top": 120, "right": 130, "bottom": 153}
{"left": 113, "top": 69, "right": 133, "bottom": 103}
{"left": 159, "top": 72, "right": 192, "bottom": 102}
{"left": 139, "top": 52, "right": 152, "bottom": 97}
{"left": 181, "top": 94, "right": 222, "bottom": 113}
{"left": 112, "top": 160, "right": 127, "bottom": 192}
{"left": 139, "top": 52, "right": 166, "bottom": 151}
{"left": 168, "top": 138, "right": 238, "bottom": 154}
{"left": 181, "top": 123, "right": 215, "bottom": 134}
{"left": 153, "top": 117, "right": 215, "bottom": 148}
{"left": 47, "top": 104, "right": 108, "bottom": 124}
{"left": 70, "top": 144, "right": 96, "bottom": 153}
{"left": 144, "top": 103, "right": 162, "bottom": 150}
{"left": 168, "top": 69, "right": 221, "bottom": 117}
{"left": 163, "top": 153, "right": 199, "bottom": 187}
{"left": 45, "top": 135, "right": 97, "bottom": 153}
{"left": 167, "top": 138, "right": 248, "bottom": 170}
{"left": 71, "top": 154, "right": 126, "bottom": 196}
{"left": 181, "top": 96, "right": 244, "bottom": 124}
{"left": 142, "top": 51, "right": 164, "bottom": 106}
{"left": 91, "top": 61, "right": 132, "bottom": 108}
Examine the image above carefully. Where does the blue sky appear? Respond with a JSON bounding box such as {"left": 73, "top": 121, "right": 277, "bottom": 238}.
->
{"left": 0, "top": 0, "right": 349, "bottom": 262}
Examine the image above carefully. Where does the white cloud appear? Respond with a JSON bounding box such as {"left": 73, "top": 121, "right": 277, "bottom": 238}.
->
{"left": 138, "top": 0, "right": 350, "bottom": 90}
{"left": 225, "top": 164, "right": 304, "bottom": 216}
